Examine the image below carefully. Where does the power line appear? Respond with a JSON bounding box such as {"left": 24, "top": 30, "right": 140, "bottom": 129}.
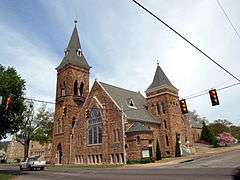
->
{"left": 184, "top": 82, "right": 240, "bottom": 100}
{"left": 131, "top": 0, "right": 240, "bottom": 83}
{"left": 25, "top": 98, "right": 55, "bottom": 105}
{"left": 23, "top": 81, "right": 240, "bottom": 109}
{"left": 216, "top": 0, "right": 240, "bottom": 40}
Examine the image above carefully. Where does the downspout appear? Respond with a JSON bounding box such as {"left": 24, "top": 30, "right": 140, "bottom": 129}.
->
{"left": 121, "top": 104, "right": 127, "bottom": 164}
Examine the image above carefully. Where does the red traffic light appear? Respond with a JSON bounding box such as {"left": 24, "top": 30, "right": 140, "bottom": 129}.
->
{"left": 209, "top": 89, "right": 220, "bottom": 106}
{"left": 179, "top": 99, "right": 188, "bottom": 114}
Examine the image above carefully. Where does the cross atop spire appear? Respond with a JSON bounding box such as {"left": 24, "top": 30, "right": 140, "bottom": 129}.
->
{"left": 146, "top": 63, "right": 178, "bottom": 94}
{"left": 56, "top": 23, "right": 90, "bottom": 71}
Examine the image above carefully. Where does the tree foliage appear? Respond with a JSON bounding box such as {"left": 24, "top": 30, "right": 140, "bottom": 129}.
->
{"left": 16, "top": 102, "right": 53, "bottom": 160}
{"left": 200, "top": 121, "right": 214, "bottom": 143}
{"left": 0, "top": 65, "right": 25, "bottom": 139}
{"left": 230, "top": 125, "right": 240, "bottom": 140}
{"left": 156, "top": 140, "right": 161, "bottom": 160}
{"left": 208, "top": 120, "right": 231, "bottom": 137}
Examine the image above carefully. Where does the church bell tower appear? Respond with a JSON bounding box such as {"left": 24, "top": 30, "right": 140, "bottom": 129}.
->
{"left": 51, "top": 21, "right": 90, "bottom": 164}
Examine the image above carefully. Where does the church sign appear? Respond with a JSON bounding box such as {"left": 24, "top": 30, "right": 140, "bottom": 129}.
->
{"left": 142, "top": 149, "right": 150, "bottom": 158}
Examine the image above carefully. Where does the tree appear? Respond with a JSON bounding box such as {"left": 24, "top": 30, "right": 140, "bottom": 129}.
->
{"left": 156, "top": 140, "right": 161, "bottom": 160}
{"left": 230, "top": 125, "right": 240, "bottom": 140}
{"left": 0, "top": 65, "right": 25, "bottom": 139}
{"left": 175, "top": 134, "right": 181, "bottom": 157}
{"left": 208, "top": 122, "right": 230, "bottom": 137}
{"left": 208, "top": 119, "right": 233, "bottom": 136}
{"left": 200, "top": 121, "right": 214, "bottom": 143}
{"left": 16, "top": 102, "right": 53, "bottom": 160}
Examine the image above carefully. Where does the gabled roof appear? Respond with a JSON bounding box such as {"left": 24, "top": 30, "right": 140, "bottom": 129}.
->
{"left": 56, "top": 25, "right": 90, "bottom": 71}
{"left": 98, "top": 82, "right": 160, "bottom": 124}
{"left": 126, "top": 121, "right": 152, "bottom": 133}
{"left": 146, "top": 64, "right": 178, "bottom": 94}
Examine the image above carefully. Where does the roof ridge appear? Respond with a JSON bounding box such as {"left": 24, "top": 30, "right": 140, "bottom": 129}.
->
{"left": 99, "top": 81, "right": 142, "bottom": 95}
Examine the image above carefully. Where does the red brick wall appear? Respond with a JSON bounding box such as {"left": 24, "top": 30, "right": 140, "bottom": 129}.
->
{"left": 51, "top": 64, "right": 89, "bottom": 164}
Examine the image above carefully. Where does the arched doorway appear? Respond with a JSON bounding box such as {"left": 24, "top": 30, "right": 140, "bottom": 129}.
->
{"left": 56, "top": 143, "right": 62, "bottom": 164}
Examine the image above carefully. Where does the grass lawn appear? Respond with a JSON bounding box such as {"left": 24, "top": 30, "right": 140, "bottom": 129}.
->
{"left": 47, "top": 164, "right": 124, "bottom": 172}
{"left": 0, "top": 174, "right": 14, "bottom": 180}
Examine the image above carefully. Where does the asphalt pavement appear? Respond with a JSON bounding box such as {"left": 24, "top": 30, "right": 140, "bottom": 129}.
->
{"left": 0, "top": 150, "right": 239, "bottom": 180}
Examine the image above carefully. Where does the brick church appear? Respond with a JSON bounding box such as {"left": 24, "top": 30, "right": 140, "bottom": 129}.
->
{"left": 50, "top": 23, "right": 194, "bottom": 164}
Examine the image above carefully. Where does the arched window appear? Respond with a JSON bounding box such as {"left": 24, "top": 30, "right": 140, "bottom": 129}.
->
{"left": 164, "top": 120, "right": 167, "bottom": 129}
{"left": 161, "top": 102, "right": 166, "bottom": 114}
{"left": 156, "top": 103, "right": 162, "bottom": 114}
{"left": 72, "top": 117, "right": 76, "bottom": 128}
{"left": 165, "top": 135, "right": 169, "bottom": 146}
{"left": 57, "top": 119, "right": 63, "bottom": 134}
{"left": 136, "top": 136, "right": 140, "bottom": 144}
{"left": 74, "top": 80, "right": 78, "bottom": 96}
{"left": 88, "top": 107, "right": 102, "bottom": 144}
{"left": 64, "top": 49, "right": 69, "bottom": 56}
{"left": 79, "top": 82, "right": 84, "bottom": 96}
{"left": 57, "top": 120, "right": 60, "bottom": 134}
{"left": 76, "top": 48, "right": 82, "bottom": 56}
{"left": 61, "top": 81, "right": 66, "bottom": 96}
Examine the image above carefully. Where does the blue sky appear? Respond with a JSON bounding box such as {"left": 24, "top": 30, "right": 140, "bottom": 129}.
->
{"left": 0, "top": 0, "right": 239, "bottom": 125}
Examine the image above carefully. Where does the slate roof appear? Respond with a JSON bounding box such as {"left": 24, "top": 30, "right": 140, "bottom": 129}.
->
{"left": 56, "top": 25, "right": 90, "bottom": 70}
{"left": 146, "top": 64, "right": 178, "bottom": 93}
{"left": 99, "top": 82, "right": 160, "bottom": 124}
{"left": 126, "top": 121, "right": 152, "bottom": 133}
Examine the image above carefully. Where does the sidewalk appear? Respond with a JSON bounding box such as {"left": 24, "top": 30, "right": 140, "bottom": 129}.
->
{"left": 125, "top": 144, "right": 240, "bottom": 168}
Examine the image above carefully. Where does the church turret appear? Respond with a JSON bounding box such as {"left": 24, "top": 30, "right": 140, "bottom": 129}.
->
{"left": 146, "top": 63, "right": 178, "bottom": 97}
{"left": 146, "top": 63, "right": 190, "bottom": 157}
{"left": 51, "top": 21, "right": 90, "bottom": 164}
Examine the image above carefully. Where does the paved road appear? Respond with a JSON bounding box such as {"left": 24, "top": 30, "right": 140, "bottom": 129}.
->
{"left": 162, "top": 149, "right": 240, "bottom": 169}
{"left": 0, "top": 150, "right": 239, "bottom": 180}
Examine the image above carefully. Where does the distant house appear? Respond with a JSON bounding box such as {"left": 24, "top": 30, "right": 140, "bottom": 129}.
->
{"left": 4, "top": 136, "right": 51, "bottom": 162}
{"left": 0, "top": 141, "right": 10, "bottom": 162}
{"left": 189, "top": 118, "right": 203, "bottom": 142}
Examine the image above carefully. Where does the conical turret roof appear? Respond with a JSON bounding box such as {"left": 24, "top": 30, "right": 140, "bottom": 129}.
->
{"left": 146, "top": 64, "right": 178, "bottom": 94}
{"left": 56, "top": 24, "right": 90, "bottom": 71}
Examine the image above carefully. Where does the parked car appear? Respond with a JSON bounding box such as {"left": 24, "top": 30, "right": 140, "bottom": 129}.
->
{"left": 20, "top": 156, "right": 46, "bottom": 171}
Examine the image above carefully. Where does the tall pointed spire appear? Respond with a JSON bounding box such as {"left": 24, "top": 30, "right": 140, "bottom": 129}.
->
{"left": 56, "top": 21, "right": 90, "bottom": 71}
{"left": 146, "top": 63, "right": 178, "bottom": 94}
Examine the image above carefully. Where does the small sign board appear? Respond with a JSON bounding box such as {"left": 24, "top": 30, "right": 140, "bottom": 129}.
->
{"left": 0, "top": 96, "right": 2, "bottom": 105}
{"left": 142, "top": 149, "right": 150, "bottom": 158}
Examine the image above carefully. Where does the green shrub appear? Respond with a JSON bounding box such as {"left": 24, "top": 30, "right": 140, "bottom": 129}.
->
{"left": 156, "top": 140, "right": 162, "bottom": 160}
{"left": 175, "top": 138, "right": 181, "bottom": 157}
{"left": 211, "top": 137, "right": 220, "bottom": 148}
{"left": 127, "top": 157, "right": 154, "bottom": 164}
{"left": 126, "top": 160, "right": 141, "bottom": 164}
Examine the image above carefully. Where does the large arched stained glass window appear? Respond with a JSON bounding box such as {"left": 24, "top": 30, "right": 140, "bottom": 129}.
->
{"left": 88, "top": 107, "right": 102, "bottom": 144}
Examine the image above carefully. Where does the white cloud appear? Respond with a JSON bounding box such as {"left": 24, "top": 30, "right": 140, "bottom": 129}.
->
{"left": 0, "top": 0, "right": 239, "bottom": 124}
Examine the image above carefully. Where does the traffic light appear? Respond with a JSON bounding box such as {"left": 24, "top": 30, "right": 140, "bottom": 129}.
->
{"left": 209, "top": 89, "right": 220, "bottom": 106}
{"left": 84, "top": 109, "right": 90, "bottom": 118}
{"left": 6, "top": 96, "right": 13, "bottom": 111}
{"left": 179, "top": 99, "right": 188, "bottom": 114}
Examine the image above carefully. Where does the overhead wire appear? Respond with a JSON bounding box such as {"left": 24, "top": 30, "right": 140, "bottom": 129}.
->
{"left": 216, "top": 0, "right": 240, "bottom": 40}
{"left": 131, "top": 0, "right": 240, "bottom": 83}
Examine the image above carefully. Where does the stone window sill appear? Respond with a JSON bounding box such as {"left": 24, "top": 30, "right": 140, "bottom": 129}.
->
{"left": 87, "top": 143, "right": 102, "bottom": 147}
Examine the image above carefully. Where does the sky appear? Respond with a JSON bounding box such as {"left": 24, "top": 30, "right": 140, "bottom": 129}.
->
{"left": 0, "top": 0, "right": 239, "bottom": 125}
